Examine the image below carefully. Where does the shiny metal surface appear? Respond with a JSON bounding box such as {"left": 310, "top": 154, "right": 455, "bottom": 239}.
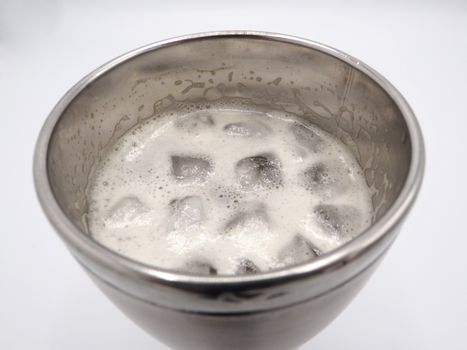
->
{"left": 34, "top": 32, "right": 424, "bottom": 349}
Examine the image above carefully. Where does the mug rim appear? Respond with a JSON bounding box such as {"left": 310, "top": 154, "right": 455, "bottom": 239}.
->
{"left": 33, "top": 31, "right": 425, "bottom": 287}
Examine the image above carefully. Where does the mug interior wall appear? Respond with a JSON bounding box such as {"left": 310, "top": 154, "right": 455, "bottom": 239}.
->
{"left": 47, "top": 36, "right": 411, "bottom": 234}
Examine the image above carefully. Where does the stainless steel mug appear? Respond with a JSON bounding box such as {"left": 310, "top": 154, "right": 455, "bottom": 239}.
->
{"left": 34, "top": 32, "right": 424, "bottom": 350}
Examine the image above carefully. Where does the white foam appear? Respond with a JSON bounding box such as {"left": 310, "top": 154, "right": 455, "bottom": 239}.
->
{"left": 87, "top": 103, "right": 373, "bottom": 275}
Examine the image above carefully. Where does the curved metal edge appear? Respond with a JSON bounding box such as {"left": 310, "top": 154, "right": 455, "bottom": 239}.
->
{"left": 33, "top": 31, "right": 425, "bottom": 289}
{"left": 84, "top": 234, "right": 393, "bottom": 316}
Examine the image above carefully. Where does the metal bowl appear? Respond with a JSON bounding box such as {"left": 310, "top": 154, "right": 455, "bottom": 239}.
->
{"left": 34, "top": 32, "right": 424, "bottom": 350}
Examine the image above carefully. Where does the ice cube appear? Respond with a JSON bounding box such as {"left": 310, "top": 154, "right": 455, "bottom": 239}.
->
{"left": 223, "top": 121, "right": 270, "bottom": 138}
{"left": 290, "top": 123, "right": 323, "bottom": 153}
{"left": 235, "top": 153, "right": 282, "bottom": 191}
{"left": 104, "top": 196, "right": 152, "bottom": 228}
{"left": 278, "top": 235, "right": 321, "bottom": 265}
{"left": 302, "top": 162, "right": 348, "bottom": 198}
{"left": 236, "top": 258, "right": 260, "bottom": 274}
{"left": 313, "top": 204, "right": 361, "bottom": 241}
{"left": 175, "top": 111, "right": 214, "bottom": 132}
{"left": 170, "top": 196, "right": 204, "bottom": 230}
{"left": 171, "top": 155, "right": 212, "bottom": 183}
{"left": 225, "top": 202, "right": 270, "bottom": 232}
{"left": 183, "top": 260, "right": 217, "bottom": 275}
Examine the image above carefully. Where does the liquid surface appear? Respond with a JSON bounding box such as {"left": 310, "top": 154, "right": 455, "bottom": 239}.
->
{"left": 87, "top": 103, "right": 373, "bottom": 275}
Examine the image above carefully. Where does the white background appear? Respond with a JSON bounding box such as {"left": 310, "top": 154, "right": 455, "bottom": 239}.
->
{"left": 1, "top": 1, "right": 466, "bottom": 349}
